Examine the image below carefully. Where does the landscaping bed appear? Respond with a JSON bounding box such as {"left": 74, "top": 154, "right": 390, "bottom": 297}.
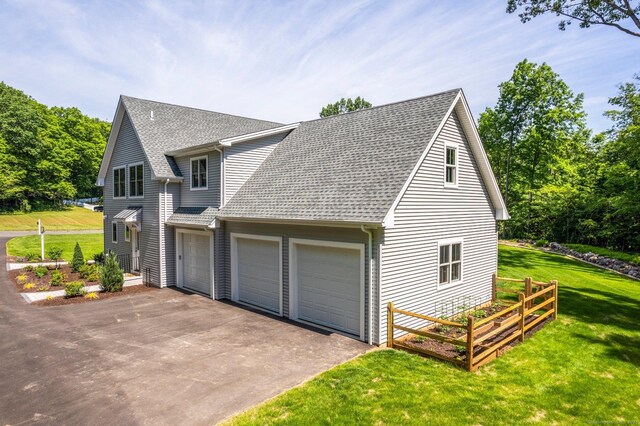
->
{"left": 9, "top": 264, "right": 97, "bottom": 293}
{"left": 31, "top": 284, "right": 155, "bottom": 306}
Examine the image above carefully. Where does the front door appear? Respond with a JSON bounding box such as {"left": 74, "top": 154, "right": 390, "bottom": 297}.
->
{"left": 131, "top": 228, "right": 140, "bottom": 272}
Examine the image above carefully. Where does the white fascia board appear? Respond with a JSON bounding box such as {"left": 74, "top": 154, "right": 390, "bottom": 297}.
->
{"left": 165, "top": 142, "right": 217, "bottom": 157}
{"left": 96, "top": 98, "right": 126, "bottom": 186}
{"left": 154, "top": 176, "right": 184, "bottom": 183}
{"left": 218, "top": 216, "right": 381, "bottom": 229}
{"left": 219, "top": 123, "right": 300, "bottom": 147}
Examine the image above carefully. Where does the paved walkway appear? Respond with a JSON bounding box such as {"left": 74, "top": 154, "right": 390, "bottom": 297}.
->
{"left": 0, "top": 237, "right": 369, "bottom": 425}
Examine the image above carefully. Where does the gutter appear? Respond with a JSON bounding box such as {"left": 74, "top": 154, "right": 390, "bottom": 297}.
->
{"left": 360, "top": 225, "right": 374, "bottom": 345}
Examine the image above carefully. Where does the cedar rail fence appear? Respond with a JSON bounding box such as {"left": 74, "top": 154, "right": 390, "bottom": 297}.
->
{"left": 387, "top": 273, "right": 558, "bottom": 371}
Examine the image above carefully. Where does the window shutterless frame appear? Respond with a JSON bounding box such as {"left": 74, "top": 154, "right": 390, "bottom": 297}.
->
{"left": 190, "top": 155, "right": 208, "bottom": 191}
{"left": 112, "top": 221, "right": 118, "bottom": 244}
{"left": 437, "top": 238, "right": 463, "bottom": 289}
{"left": 128, "top": 162, "right": 144, "bottom": 198}
{"left": 113, "top": 166, "right": 126, "bottom": 199}
{"left": 444, "top": 142, "right": 459, "bottom": 188}
{"left": 124, "top": 225, "right": 130, "bottom": 242}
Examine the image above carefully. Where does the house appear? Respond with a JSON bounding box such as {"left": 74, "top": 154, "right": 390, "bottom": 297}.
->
{"left": 97, "top": 89, "right": 508, "bottom": 345}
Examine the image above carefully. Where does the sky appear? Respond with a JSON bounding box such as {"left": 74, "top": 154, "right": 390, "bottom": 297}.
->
{"left": 0, "top": 0, "right": 638, "bottom": 133}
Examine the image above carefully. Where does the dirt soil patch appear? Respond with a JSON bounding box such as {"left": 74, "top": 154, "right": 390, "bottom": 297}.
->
{"left": 31, "top": 285, "right": 156, "bottom": 306}
{"left": 9, "top": 264, "right": 98, "bottom": 293}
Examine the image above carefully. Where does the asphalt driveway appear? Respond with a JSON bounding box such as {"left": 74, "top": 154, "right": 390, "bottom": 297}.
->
{"left": 0, "top": 237, "right": 369, "bottom": 425}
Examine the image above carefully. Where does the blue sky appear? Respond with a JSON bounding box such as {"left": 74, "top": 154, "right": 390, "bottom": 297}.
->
{"left": 0, "top": 0, "right": 638, "bottom": 132}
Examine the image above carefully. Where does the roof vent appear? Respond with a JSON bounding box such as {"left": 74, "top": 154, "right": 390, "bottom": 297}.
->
{"left": 150, "top": 111, "right": 154, "bottom": 121}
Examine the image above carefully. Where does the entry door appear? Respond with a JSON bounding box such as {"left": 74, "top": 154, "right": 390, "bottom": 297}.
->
{"left": 181, "top": 232, "right": 212, "bottom": 296}
{"left": 131, "top": 228, "right": 140, "bottom": 272}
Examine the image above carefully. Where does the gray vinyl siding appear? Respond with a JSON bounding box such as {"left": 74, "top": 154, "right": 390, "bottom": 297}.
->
{"left": 103, "top": 112, "right": 161, "bottom": 287}
{"left": 220, "top": 221, "right": 380, "bottom": 343}
{"left": 162, "top": 183, "right": 180, "bottom": 287}
{"left": 380, "top": 111, "right": 497, "bottom": 343}
{"left": 175, "top": 152, "right": 221, "bottom": 207}
{"left": 223, "top": 134, "right": 286, "bottom": 202}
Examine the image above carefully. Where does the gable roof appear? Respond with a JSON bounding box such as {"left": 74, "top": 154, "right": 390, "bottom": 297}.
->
{"left": 219, "top": 89, "right": 499, "bottom": 225}
{"left": 97, "top": 96, "right": 282, "bottom": 182}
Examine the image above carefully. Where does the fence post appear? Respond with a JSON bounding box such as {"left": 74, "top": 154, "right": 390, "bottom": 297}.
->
{"left": 518, "top": 293, "right": 526, "bottom": 342}
{"left": 387, "top": 302, "right": 394, "bottom": 348}
{"left": 525, "top": 277, "right": 533, "bottom": 310}
{"left": 552, "top": 280, "right": 558, "bottom": 320}
{"left": 491, "top": 273, "right": 497, "bottom": 302}
{"left": 466, "top": 316, "right": 475, "bottom": 371}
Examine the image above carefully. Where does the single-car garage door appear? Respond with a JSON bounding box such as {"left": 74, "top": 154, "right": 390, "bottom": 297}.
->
{"left": 180, "top": 232, "right": 212, "bottom": 296}
{"left": 291, "top": 240, "right": 363, "bottom": 338}
{"left": 232, "top": 234, "right": 282, "bottom": 314}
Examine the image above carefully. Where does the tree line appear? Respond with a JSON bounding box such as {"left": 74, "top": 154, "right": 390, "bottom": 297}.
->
{"left": 0, "top": 82, "right": 110, "bottom": 212}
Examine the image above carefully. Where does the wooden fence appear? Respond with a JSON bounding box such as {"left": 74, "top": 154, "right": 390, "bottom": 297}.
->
{"left": 387, "top": 274, "right": 558, "bottom": 371}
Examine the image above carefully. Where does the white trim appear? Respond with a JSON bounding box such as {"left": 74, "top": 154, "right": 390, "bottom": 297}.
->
{"left": 176, "top": 228, "right": 215, "bottom": 298}
{"left": 189, "top": 155, "right": 209, "bottom": 191}
{"left": 219, "top": 123, "right": 299, "bottom": 146}
{"left": 230, "top": 233, "right": 283, "bottom": 316}
{"left": 436, "top": 238, "right": 464, "bottom": 290}
{"left": 127, "top": 162, "right": 145, "bottom": 199}
{"left": 112, "top": 166, "right": 126, "bottom": 199}
{"left": 220, "top": 216, "right": 380, "bottom": 228}
{"left": 443, "top": 142, "right": 459, "bottom": 188}
{"left": 111, "top": 221, "right": 118, "bottom": 244}
{"left": 288, "top": 238, "right": 366, "bottom": 341}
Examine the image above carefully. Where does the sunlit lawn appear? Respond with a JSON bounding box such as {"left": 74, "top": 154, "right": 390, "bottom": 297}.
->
{"left": 7, "top": 233, "right": 103, "bottom": 261}
{"left": 0, "top": 206, "right": 102, "bottom": 231}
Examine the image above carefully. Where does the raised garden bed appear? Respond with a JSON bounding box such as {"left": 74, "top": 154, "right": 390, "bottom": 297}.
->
{"left": 9, "top": 264, "right": 97, "bottom": 293}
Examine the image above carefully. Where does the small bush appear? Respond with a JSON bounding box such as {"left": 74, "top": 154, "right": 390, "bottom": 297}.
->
{"left": 100, "top": 251, "right": 124, "bottom": 293}
{"left": 22, "top": 265, "right": 34, "bottom": 272}
{"left": 84, "top": 292, "right": 99, "bottom": 300}
{"left": 87, "top": 272, "right": 100, "bottom": 282}
{"left": 64, "top": 281, "right": 85, "bottom": 297}
{"left": 535, "top": 239, "right": 549, "bottom": 247}
{"left": 93, "top": 252, "right": 105, "bottom": 266}
{"left": 50, "top": 270, "right": 65, "bottom": 286}
{"left": 71, "top": 242, "right": 84, "bottom": 272}
{"left": 79, "top": 264, "right": 98, "bottom": 279}
{"left": 37, "top": 284, "right": 50, "bottom": 292}
{"left": 470, "top": 309, "right": 487, "bottom": 319}
{"left": 47, "top": 246, "right": 63, "bottom": 267}
{"left": 26, "top": 252, "right": 41, "bottom": 262}
{"left": 16, "top": 274, "right": 28, "bottom": 283}
{"left": 34, "top": 265, "right": 48, "bottom": 278}
{"left": 23, "top": 283, "right": 36, "bottom": 290}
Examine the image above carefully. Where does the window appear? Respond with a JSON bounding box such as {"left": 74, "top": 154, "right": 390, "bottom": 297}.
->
{"left": 129, "top": 163, "right": 144, "bottom": 198}
{"left": 190, "top": 156, "right": 208, "bottom": 190}
{"left": 445, "top": 144, "right": 458, "bottom": 186}
{"left": 438, "top": 240, "right": 462, "bottom": 286}
{"left": 113, "top": 167, "right": 126, "bottom": 198}
{"left": 112, "top": 222, "right": 118, "bottom": 244}
{"left": 124, "top": 225, "right": 130, "bottom": 242}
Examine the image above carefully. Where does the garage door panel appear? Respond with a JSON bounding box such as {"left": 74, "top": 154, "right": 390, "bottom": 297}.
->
{"left": 235, "top": 237, "right": 280, "bottom": 313}
{"left": 182, "top": 233, "right": 211, "bottom": 296}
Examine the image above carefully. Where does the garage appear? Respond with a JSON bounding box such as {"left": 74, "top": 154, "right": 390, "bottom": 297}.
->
{"left": 231, "top": 234, "right": 282, "bottom": 315}
{"left": 177, "top": 230, "right": 213, "bottom": 296}
{"left": 289, "top": 239, "right": 364, "bottom": 339}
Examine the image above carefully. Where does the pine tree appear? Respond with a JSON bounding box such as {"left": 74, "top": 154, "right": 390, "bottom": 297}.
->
{"left": 100, "top": 250, "right": 124, "bottom": 292}
{"left": 71, "top": 242, "right": 84, "bottom": 272}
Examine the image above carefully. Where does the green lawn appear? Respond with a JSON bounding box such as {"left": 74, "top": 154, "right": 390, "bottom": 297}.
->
{"left": 228, "top": 245, "right": 640, "bottom": 425}
{"left": 0, "top": 206, "right": 102, "bottom": 231}
{"left": 7, "top": 233, "right": 103, "bottom": 261}
{"left": 565, "top": 243, "right": 640, "bottom": 266}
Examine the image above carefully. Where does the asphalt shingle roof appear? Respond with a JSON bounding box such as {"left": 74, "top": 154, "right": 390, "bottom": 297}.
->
{"left": 121, "top": 96, "right": 282, "bottom": 178}
{"left": 219, "top": 89, "right": 460, "bottom": 224}
{"left": 166, "top": 207, "right": 218, "bottom": 227}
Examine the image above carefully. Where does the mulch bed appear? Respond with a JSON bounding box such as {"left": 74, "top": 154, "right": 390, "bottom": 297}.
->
{"left": 31, "top": 285, "right": 156, "bottom": 307}
{"left": 9, "top": 264, "right": 97, "bottom": 293}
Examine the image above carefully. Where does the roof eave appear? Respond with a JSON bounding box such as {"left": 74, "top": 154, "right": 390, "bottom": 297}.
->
{"left": 218, "top": 216, "right": 382, "bottom": 229}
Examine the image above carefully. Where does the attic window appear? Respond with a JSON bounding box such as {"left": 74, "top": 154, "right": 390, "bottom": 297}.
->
{"left": 445, "top": 144, "right": 458, "bottom": 186}
{"left": 190, "top": 156, "right": 208, "bottom": 190}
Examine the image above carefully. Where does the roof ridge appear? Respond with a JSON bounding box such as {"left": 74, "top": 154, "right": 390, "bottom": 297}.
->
{"left": 120, "top": 95, "right": 282, "bottom": 126}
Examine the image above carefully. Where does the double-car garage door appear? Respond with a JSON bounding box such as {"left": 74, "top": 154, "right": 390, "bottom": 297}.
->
{"left": 231, "top": 234, "right": 364, "bottom": 339}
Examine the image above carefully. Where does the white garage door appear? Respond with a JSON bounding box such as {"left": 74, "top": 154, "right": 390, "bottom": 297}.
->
{"left": 233, "top": 236, "right": 281, "bottom": 314}
{"left": 182, "top": 233, "right": 211, "bottom": 296}
{"left": 293, "top": 242, "right": 362, "bottom": 337}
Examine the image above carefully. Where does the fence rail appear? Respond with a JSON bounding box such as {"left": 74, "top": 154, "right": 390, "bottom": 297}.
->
{"left": 387, "top": 273, "right": 558, "bottom": 371}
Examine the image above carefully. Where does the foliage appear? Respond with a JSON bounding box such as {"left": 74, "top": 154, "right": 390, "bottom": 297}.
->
{"left": 84, "top": 292, "right": 99, "bottom": 300}
{"left": 16, "top": 274, "right": 27, "bottom": 283}
{"left": 25, "top": 252, "right": 40, "bottom": 262}
{"left": 0, "top": 82, "right": 110, "bottom": 211}
{"left": 50, "top": 269, "right": 65, "bottom": 286}
{"left": 78, "top": 263, "right": 97, "bottom": 279}
{"left": 71, "top": 242, "right": 84, "bottom": 272}
{"left": 47, "top": 246, "right": 63, "bottom": 267}
{"left": 22, "top": 265, "right": 34, "bottom": 272}
{"left": 7, "top": 233, "right": 103, "bottom": 262}
{"left": 93, "top": 252, "right": 105, "bottom": 266}
{"left": 37, "top": 284, "right": 50, "bottom": 292}
{"left": 564, "top": 243, "right": 640, "bottom": 266}
{"left": 228, "top": 245, "right": 640, "bottom": 425}
{"left": 0, "top": 207, "right": 102, "bottom": 231}
{"left": 23, "top": 283, "right": 36, "bottom": 290}
{"left": 34, "top": 265, "right": 48, "bottom": 278}
{"left": 64, "top": 281, "right": 85, "bottom": 297}
{"left": 507, "top": 0, "right": 640, "bottom": 38}
{"left": 100, "top": 251, "right": 124, "bottom": 293}
{"left": 319, "top": 96, "right": 372, "bottom": 117}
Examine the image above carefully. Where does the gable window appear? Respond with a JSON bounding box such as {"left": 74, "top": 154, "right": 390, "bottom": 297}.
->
{"left": 113, "top": 167, "right": 126, "bottom": 198}
{"left": 112, "top": 221, "right": 118, "bottom": 244}
{"left": 445, "top": 144, "right": 458, "bottom": 186}
{"left": 438, "top": 240, "right": 462, "bottom": 286}
{"left": 129, "top": 163, "right": 144, "bottom": 198}
{"left": 124, "top": 225, "right": 130, "bottom": 242}
{"left": 190, "top": 156, "right": 208, "bottom": 190}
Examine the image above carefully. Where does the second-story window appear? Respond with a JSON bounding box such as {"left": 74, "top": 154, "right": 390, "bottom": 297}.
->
{"left": 113, "top": 167, "right": 126, "bottom": 198}
{"left": 191, "top": 156, "right": 207, "bottom": 190}
{"left": 445, "top": 143, "right": 458, "bottom": 186}
{"left": 129, "top": 163, "right": 144, "bottom": 198}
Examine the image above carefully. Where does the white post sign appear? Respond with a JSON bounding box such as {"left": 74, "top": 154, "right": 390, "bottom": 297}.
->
{"left": 37, "top": 219, "right": 45, "bottom": 261}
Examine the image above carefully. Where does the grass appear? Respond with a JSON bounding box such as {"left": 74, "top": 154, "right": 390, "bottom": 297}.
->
{"left": 564, "top": 243, "right": 640, "bottom": 266}
{"left": 7, "top": 233, "right": 103, "bottom": 261}
{"left": 0, "top": 207, "right": 102, "bottom": 231}
{"left": 227, "top": 245, "right": 640, "bottom": 425}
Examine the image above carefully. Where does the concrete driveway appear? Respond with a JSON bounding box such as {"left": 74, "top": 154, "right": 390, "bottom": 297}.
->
{"left": 0, "top": 237, "right": 369, "bottom": 425}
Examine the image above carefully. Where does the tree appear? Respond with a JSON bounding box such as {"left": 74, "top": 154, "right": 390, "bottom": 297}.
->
{"left": 71, "top": 242, "right": 84, "bottom": 272}
{"left": 319, "top": 97, "right": 372, "bottom": 117}
{"left": 507, "top": 0, "right": 640, "bottom": 38}
{"left": 47, "top": 246, "right": 63, "bottom": 269}
{"left": 100, "top": 250, "right": 124, "bottom": 292}
{"left": 478, "top": 59, "right": 588, "bottom": 238}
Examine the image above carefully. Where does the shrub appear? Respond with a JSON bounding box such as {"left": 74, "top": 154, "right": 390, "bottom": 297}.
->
{"left": 37, "top": 284, "right": 50, "bottom": 292}
{"left": 23, "top": 283, "right": 36, "bottom": 290}
{"left": 47, "top": 246, "right": 63, "bottom": 268}
{"left": 100, "top": 251, "right": 124, "bottom": 293}
{"left": 84, "top": 292, "right": 99, "bottom": 300}
{"left": 78, "top": 264, "right": 98, "bottom": 279}
{"left": 93, "top": 252, "right": 105, "bottom": 266}
{"left": 71, "top": 242, "right": 84, "bottom": 272}
{"left": 50, "top": 270, "right": 65, "bottom": 286}
{"left": 34, "top": 265, "right": 48, "bottom": 278}
{"left": 25, "top": 252, "right": 41, "bottom": 262}
{"left": 64, "top": 281, "right": 85, "bottom": 297}
{"left": 471, "top": 309, "right": 487, "bottom": 319}
{"left": 16, "top": 274, "right": 28, "bottom": 283}
{"left": 22, "top": 265, "right": 34, "bottom": 272}
{"left": 535, "top": 239, "right": 549, "bottom": 247}
{"left": 87, "top": 272, "right": 100, "bottom": 282}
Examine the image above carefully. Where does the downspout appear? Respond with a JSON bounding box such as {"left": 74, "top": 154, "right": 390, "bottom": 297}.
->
{"left": 160, "top": 178, "right": 169, "bottom": 287}
{"left": 214, "top": 147, "right": 225, "bottom": 206}
{"left": 361, "top": 225, "right": 373, "bottom": 345}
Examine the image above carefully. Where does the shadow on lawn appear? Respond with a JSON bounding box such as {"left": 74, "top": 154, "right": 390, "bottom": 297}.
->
{"left": 560, "top": 287, "right": 640, "bottom": 333}
{"left": 573, "top": 332, "right": 640, "bottom": 367}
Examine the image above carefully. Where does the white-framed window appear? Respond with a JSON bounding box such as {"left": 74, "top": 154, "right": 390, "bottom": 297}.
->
{"left": 113, "top": 166, "right": 126, "bottom": 198}
{"left": 112, "top": 221, "right": 118, "bottom": 244}
{"left": 128, "top": 163, "right": 144, "bottom": 198}
{"left": 190, "top": 156, "right": 208, "bottom": 190}
{"left": 444, "top": 143, "right": 458, "bottom": 187}
{"left": 438, "top": 239, "right": 463, "bottom": 287}
{"left": 124, "top": 225, "right": 130, "bottom": 242}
